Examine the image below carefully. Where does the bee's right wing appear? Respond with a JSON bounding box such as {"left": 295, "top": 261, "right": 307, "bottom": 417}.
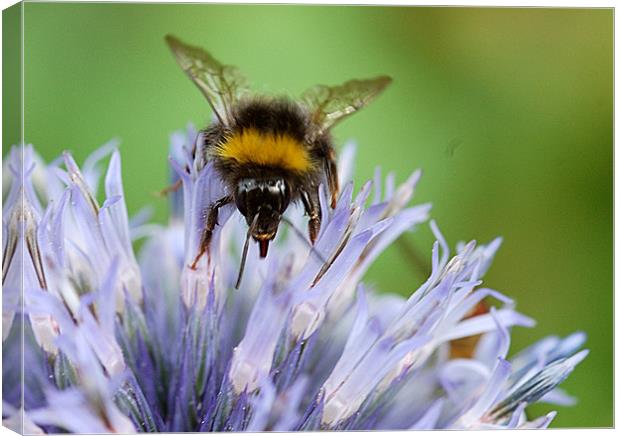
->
{"left": 165, "top": 35, "right": 248, "bottom": 126}
{"left": 302, "top": 75, "right": 392, "bottom": 208}
{"left": 301, "top": 75, "right": 392, "bottom": 138}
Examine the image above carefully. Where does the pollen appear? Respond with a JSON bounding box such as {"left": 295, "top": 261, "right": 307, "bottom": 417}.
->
{"left": 215, "top": 128, "right": 312, "bottom": 173}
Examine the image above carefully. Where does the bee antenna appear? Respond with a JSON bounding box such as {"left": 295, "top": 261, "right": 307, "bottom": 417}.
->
{"left": 235, "top": 214, "right": 259, "bottom": 289}
{"left": 279, "top": 215, "right": 328, "bottom": 265}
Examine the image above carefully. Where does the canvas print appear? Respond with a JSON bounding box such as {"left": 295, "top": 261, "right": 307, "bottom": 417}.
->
{"left": 2, "top": 3, "right": 612, "bottom": 433}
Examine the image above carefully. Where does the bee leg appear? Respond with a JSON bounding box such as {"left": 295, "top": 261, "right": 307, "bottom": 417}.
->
{"left": 324, "top": 148, "right": 340, "bottom": 209}
{"left": 301, "top": 189, "right": 321, "bottom": 245}
{"left": 189, "top": 195, "right": 233, "bottom": 269}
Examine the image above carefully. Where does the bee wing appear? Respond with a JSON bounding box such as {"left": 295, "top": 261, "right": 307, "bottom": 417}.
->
{"left": 301, "top": 75, "right": 392, "bottom": 136}
{"left": 165, "top": 35, "right": 248, "bottom": 126}
{"left": 302, "top": 75, "right": 391, "bottom": 208}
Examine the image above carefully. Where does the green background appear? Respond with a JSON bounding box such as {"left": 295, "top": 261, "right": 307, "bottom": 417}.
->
{"left": 6, "top": 3, "right": 613, "bottom": 427}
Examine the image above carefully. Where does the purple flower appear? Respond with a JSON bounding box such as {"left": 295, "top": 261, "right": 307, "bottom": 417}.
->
{"left": 2, "top": 128, "right": 587, "bottom": 433}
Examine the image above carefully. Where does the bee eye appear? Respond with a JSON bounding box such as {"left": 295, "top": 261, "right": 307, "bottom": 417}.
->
{"left": 275, "top": 179, "right": 291, "bottom": 213}
{"left": 235, "top": 190, "right": 247, "bottom": 215}
{"left": 235, "top": 180, "right": 251, "bottom": 215}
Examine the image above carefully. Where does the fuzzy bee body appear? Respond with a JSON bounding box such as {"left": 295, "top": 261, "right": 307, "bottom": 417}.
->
{"left": 205, "top": 98, "right": 331, "bottom": 200}
{"left": 165, "top": 35, "right": 391, "bottom": 285}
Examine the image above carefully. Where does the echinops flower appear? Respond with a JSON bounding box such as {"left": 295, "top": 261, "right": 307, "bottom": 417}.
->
{"left": 2, "top": 125, "right": 587, "bottom": 433}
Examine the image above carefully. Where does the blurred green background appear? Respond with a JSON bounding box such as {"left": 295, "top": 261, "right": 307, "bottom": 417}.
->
{"left": 6, "top": 3, "right": 612, "bottom": 428}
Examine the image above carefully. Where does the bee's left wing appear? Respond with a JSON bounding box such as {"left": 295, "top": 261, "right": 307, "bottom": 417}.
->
{"left": 302, "top": 75, "right": 392, "bottom": 208}
{"left": 165, "top": 35, "right": 248, "bottom": 126}
{"left": 301, "top": 75, "right": 392, "bottom": 138}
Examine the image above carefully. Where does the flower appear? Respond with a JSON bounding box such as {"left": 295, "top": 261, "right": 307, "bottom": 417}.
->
{"left": 2, "top": 126, "right": 587, "bottom": 433}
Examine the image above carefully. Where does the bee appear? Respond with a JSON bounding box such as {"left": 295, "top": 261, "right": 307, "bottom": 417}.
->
{"left": 165, "top": 35, "right": 392, "bottom": 287}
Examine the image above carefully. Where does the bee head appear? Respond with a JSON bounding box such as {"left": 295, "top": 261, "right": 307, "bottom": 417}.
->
{"left": 234, "top": 177, "right": 291, "bottom": 257}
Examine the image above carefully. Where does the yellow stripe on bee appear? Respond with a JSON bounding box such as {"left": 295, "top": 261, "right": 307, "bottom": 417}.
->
{"left": 215, "top": 128, "right": 312, "bottom": 173}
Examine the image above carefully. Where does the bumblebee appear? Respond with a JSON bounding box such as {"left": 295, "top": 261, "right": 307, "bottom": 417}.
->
{"left": 165, "top": 35, "right": 391, "bottom": 285}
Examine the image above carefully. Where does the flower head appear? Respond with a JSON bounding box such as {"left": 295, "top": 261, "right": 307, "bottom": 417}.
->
{"left": 3, "top": 127, "right": 587, "bottom": 433}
